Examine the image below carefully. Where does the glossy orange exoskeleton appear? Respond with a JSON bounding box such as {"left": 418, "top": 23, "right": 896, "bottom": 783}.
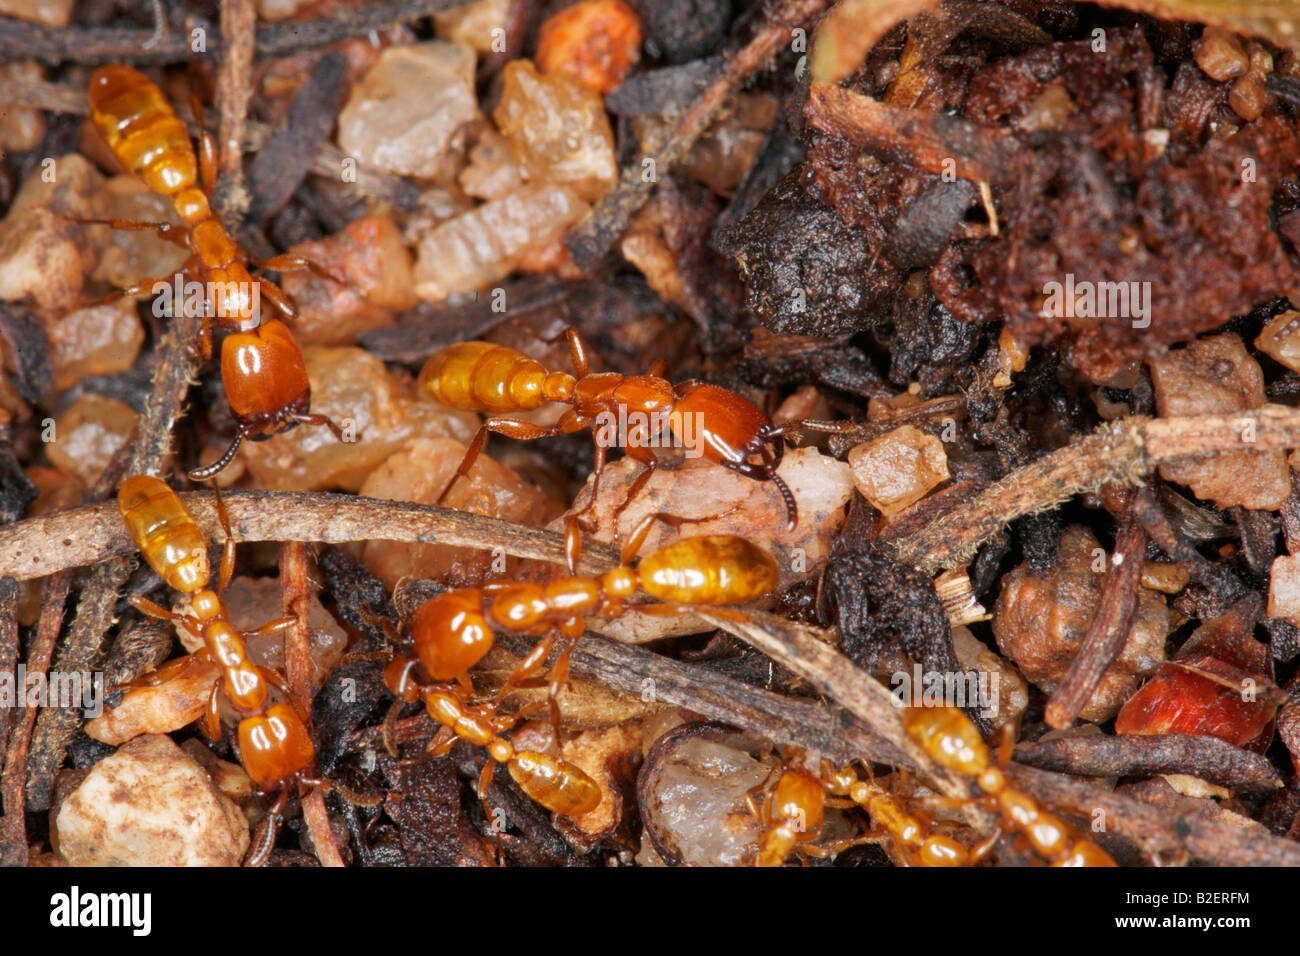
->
{"left": 86, "top": 65, "right": 346, "bottom": 481}
{"left": 418, "top": 329, "right": 797, "bottom": 529}
{"left": 902, "top": 706, "right": 1117, "bottom": 867}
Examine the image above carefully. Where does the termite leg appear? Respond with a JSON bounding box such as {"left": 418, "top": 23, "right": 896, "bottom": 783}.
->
{"left": 494, "top": 631, "right": 557, "bottom": 712}
{"left": 564, "top": 327, "right": 590, "bottom": 378}
{"left": 568, "top": 439, "right": 607, "bottom": 528}
{"left": 291, "top": 411, "right": 348, "bottom": 441}
{"left": 255, "top": 277, "right": 298, "bottom": 323}
{"left": 200, "top": 682, "right": 222, "bottom": 741}
{"left": 438, "top": 416, "right": 581, "bottom": 507}
{"left": 193, "top": 93, "right": 217, "bottom": 194}
{"left": 254, "top": 252, "right": 348, "bottom": 286}
{"left": 242, "top": 616, "right": 297, "bottom": 639}
{"left": 65, "top": 215, "right": 187, "bottom": 247}
{"left": 129, "top": 594, "right": 185, "bottom": 622}
{"left": 209, "top": 480, "right": 237, "bottom": 594}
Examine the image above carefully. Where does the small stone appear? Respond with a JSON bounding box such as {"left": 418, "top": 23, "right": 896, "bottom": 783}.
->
{"left": 280, "top": 215, "right": 418, "bottom": 346}
{"left": 0, "top": 61, "right": 46, "bottom": 152}
{"left": 256, "top": 0, "right": 313, "bottom": 19}
{"left": 993, "top": 525, "right": 1168, "bottom": 722}
{"left": 1268, "top": 554, "right": 1300, "bottom": 627}
{"left": 203, "top": 576, "right": 348, "bottom": 689}
{"left": 1016, "top": 79, "right": 1073, "bottom": 132}
{"left": 359, "top": 437, "right": 559, "bottom": 589}
{"left": 1194, "top": 27, "right": 1248, "bottom": 82}
{"left": 1228, "top": 73, "right": 1269, "bottom": 121}
{"left": 84, "top": 656, "right": 219, "bottom": 745}
{"left": 433, "top": 0, "right": 512, "bottom": 54}
{"left": 337, "top": 41, "right": 479, "bottom": 178}
{"left": 459, "top": 127, "right": 524, "bottom": 201}
{"left": 413, "top": 184, "right": 589, "bottom": 301}
{"left": 535, "top": 0, "right": 643, "bottom": 94}
{"left": 239, "top": 346, "right": 479, "bottom": 491}
{"left": 53, "top": 735, "right": 249, "bottom": 866}
{"left": 1255, "top": 310, "right": 1300, "bottom": 372}
{"left": 46, "top": 394, "right": 138, "bottom": 486}
{"left": 0, "top": 154, "right": 107, "bottom": 311}
{"left": 0, "top": 0, "right": 75, "bottom": 27}
{"left": 494, "top": 60, "right": 617, "bottom": 202}
{"left": 92, "top": 177, "right": 189, "bottom": 290}
{"left": 848, "top": 425, "right": 949, "bottom": 517}
{"left": 43, "top": 299, "right": 144, "bottom": 390}
{"left": 1149, "top": 333, "right": 1289, "bottom": 510}
{"left": 950, "top": 626, "right": 1028, "bottom": 732}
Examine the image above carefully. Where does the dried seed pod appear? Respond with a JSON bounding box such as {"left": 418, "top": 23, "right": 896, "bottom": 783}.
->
{"left": 993, "top": 526, "right": 1167, "bottom": 721}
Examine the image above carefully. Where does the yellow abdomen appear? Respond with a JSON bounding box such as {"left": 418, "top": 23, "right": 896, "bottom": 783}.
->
{"left": 419, "top": 342, "right": 551, "bottom": 412}
{"left": 637, "top": 536, "right": 779, "bottom": 605}
{"left": 88, "top": 65, "right": 197, "bottom": 202}
{"left": 118, "top": 475, "right": 209, "bottom": 594}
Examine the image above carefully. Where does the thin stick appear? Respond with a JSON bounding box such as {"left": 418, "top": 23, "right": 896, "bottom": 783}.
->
{"left": 565, "top": 0, "right": 835, "bottom": 269}
{"left": 891, "top": 406, "right": 1300, "bottom": 572}
{"left": 280, "top": 540, "right": 344, "bottom": 868}
{"left": 0, "top": 0, "right": 473, "bottom": 64}
{"left": 1013, "top": 733, "right": 1282, "bottom": 794}
{"left": 1044, "top": 490, "right": 1144, "bottom": 728}
{"left": 0, "top": 491, "right": 619, "bottom": 583}
{"left": 214, "top": 0, "right": 257, "bottom": 222}
{"left": 0, "top": 571, "right": 70, "bottom": 864}
{"left": 21, "top": 307, "right": 203, "bottom": 811}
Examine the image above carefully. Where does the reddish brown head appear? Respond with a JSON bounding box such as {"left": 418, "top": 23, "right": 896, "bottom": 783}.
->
{"left": 220, "top": 319, "right": 311, "bottom": 432}
{"left": 668, "top": 383, "right": 796, "bottom": 529}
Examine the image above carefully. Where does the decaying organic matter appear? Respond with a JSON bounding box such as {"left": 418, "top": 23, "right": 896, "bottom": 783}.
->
{"left": 6, "top": 0, "right": 1300, "bottom": 873}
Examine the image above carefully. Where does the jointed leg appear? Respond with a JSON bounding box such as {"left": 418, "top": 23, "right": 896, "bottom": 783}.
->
{"left": 292, "top": 411, "right": 347, "bottom": 441}
{"left": 255, "top": 276, "right": 298, "bottom": 323}
{"left": 209, "top": 481, "right": 237, "bottom": 593}
{"left": 437, "top": 417, "right": 581, "bottom": 506}
{"left": 564, "top": 327, "right": 590, "bottom": 378}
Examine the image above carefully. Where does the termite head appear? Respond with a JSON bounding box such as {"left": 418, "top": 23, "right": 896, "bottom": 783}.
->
{"left": 669, "top": 383, "right": 797, "bottom": 530}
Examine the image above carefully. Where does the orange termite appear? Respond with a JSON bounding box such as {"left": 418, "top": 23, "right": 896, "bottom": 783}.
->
{"left": 418, "top": 328, "right": 797, "bottom": 529}
{"left": 85, "top": 65, "right": 346, "bottom": 481}
{"left": 114, "top": 475, "right": 368, "bottom": 861}
{"left": 902, "top": 706, "right": 1117, "bottom": 867}
{"left": 383, "top": 669, "right": 601, "bottom": 817}
{"left": 388, "top": 513, "right": 780, "bottom": 732}
{"left": 753, "top": 761, "right": 981, "bottom": 867}
{"left": 117, "top": 476, "right": 311, "bottom": 790}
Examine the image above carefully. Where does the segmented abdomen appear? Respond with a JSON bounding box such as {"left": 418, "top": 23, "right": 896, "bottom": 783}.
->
{"left": 88, "top": 65, "right": 197, "bottom": 199}
{"left": 637, "top": 536, "right": 779, "bottom": 605}
{"left": 118, "top": 475, "right": 209, "bottom": 594}
{"left": 419, "top": 342, "right": 550, "bottom": 412}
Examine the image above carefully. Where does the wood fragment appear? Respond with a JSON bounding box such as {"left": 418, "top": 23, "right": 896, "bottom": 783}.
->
{"left": 565, "top": 0, "right": 835, "bottom": 269}
{"left": 0, "top": 0, "right": 472, "bottom": 64}
{"left": 281, "top": 540, "right": 344, "bottom": 868}
{"left": 0, "top": 571, "right": 70, "bottom": 864}
{"left": 891, "top": 406, "right": 1300, "bottom": 572}
{"left": 1044, "top": 490, "right": 1145, "bottom": 728}
{"left": 1014, "top": 733, "right": 1283, "bottom": 793}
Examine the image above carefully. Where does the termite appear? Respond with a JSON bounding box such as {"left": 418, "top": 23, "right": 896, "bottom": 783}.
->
{"left": 418, "top": 328, "right": 797, "bottom": 529}
{"left": 84, "top": 65, "right": 346, "bottom": 481}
